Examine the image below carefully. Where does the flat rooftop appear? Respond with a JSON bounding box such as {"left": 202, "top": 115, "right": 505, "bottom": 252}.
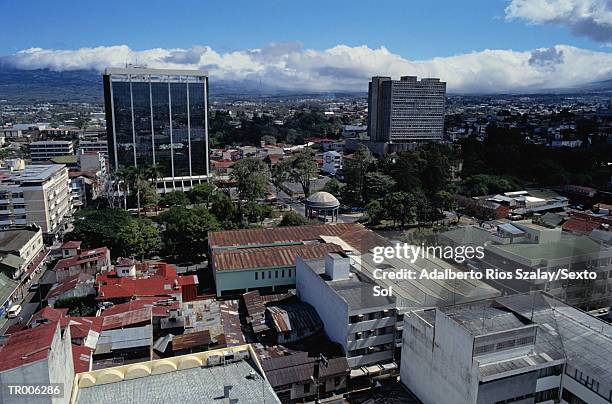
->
{"left": 493, "top": 234, "right": 608, "bottom": 260}
{"left": 0, "top": 164, "right": 65, "bottom": 183}
{"left": 0, "top": 228, "right": 39, "bottom": 252}
{"left": 354, "top": 251, "right": 500, "bottom": 310}
{"left": 303, "top": 258, "right": 395, "bottom": 312}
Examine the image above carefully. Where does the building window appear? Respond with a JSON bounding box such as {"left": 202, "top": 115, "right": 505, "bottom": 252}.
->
{"left": 255, "top": 272, "right": 258, "bottom": 280}
{"left": 304, "top": 383, "right": 310, "bottom": 394}
{"left": 289, "top": 269, "right": 292, "bottom": 277}
{"left": 268, "top": 271, "right": 272, "bottom": 279}
{"left": 282, "top": 269, "right": 285, "bottom": 277}
{"left": 275, "top": 270, "right": 278, "bottom": 278}
{"left": 261, "top": 272, "right": 265, "bottom": 279}
{"left": 334, "top": 377, "right": 341, "bottom": 387}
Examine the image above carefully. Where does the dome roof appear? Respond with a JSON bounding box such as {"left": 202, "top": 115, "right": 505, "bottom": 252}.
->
{"left": 305, "top": 191, "right": 340, "bottom": 209}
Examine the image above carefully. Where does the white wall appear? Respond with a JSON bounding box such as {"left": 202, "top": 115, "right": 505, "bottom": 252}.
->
{"left": 400, "top": 310, "right": 479, "bottom": 404}
{"left": 296, "top": 257, "right": 348, "bottom": 351}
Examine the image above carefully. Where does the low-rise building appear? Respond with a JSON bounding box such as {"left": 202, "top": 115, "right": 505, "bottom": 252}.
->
{"left": 29, "top": 140, "right": 74, "bottom": 163}
{"left": 322, "top": 150, "right": 342, "bottom": 176}
{"left": 208, "top": 223, "right": 365, "bottom": 297}
{"left": 0, "top": 226, "right": 44, "bottom": 280}
{"left": 46, "top": 273, "right": 96, "bottom": 306}
{"left": 72, "top": 345, "right": 280, "bottom": 404}
{"left": 258, "top": 349, "right": 350, "bottom": 403}
{"left": 53, "top": 246, "right": 111, "bottom": 282}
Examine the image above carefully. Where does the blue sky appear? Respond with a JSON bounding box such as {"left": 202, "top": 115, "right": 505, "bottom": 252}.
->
{"left": 1, "top": 0, "right": 603, "bottom": 58}
{"left": 2, "top": 0, "right": 612, "bottom": 92}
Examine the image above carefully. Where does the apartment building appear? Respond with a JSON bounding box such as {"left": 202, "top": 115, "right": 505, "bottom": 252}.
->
{"left": 0, "top": 225, "right": 44, "bottom": 280}
{"left": 29, "top": 140, "right": 74, "bottom": 163}
{"left": 367, "top": 76, "right": 446, "bottom": 143}
{"left": 78, "top": 139, "right": 108, "bottom": 156}
{"left": 401, "top": 292, "right": 611, "bottom": 404}
{"left": 296, "top": 253, "right": 398, "bottom": 371}
{"left": 0, "top": 164, "right": 72, "bottom": 239}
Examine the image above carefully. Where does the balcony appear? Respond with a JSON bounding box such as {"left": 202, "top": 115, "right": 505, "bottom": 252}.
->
{"left": 347, "top": 333, "right": 394, "bottom": 351}
{"left": 348, "top": 316, "right": 396, "bottom": 333}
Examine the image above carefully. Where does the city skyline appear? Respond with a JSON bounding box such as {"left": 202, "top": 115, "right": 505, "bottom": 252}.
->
{"left": 1, "top": 0, "right": 612, "bottom": 93}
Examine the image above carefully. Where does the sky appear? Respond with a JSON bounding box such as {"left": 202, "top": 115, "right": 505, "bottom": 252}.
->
{"left": 2, "top": 0, "right": 612, "bottom": 93}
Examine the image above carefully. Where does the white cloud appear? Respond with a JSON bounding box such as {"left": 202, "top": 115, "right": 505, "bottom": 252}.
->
{"left": 2, "top": 43, "right": 612, "bottom": 93}
{"left": 505, "top": 0, "right": 612, "bottom": 43}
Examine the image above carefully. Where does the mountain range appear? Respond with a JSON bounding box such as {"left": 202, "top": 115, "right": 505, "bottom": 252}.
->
{"left": 1, "top": 68, "right": 611, "bottom": 104}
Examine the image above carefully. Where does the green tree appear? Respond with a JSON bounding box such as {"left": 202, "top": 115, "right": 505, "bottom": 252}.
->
{"left": 365, "top": 200, "right": 385, "bottom": 225}
{"left": 230, "top": 157, "right": 269, "bottom": 203}
{"left": 279, "top": 211, "right": 313, "bottom": 227}
{"left": 118, "top": 218, "right": 161, "bottom": 259}
{"left": 343, "top": 145, "right": 375, "bottom": 205}
{"left": 242, "top": 201, "right": 272, "bottom": 224}
{"left": 322, "top": 178, "right": 344, "bottom": 196}
{"left": 261, "top": 135, "right": 277, "bottom": 145}
{"left": 210, "top": 191, "right": 239, "bottom": 226}
{"left": 363, "top": 172, "right": 396, "bottom": 203}
{"left": 280, "top": 149, "right": 319, "bottom": 198}
{"left": 190, "top": 183, "right": 217, "bottom": 205}
{"left": 158, "top": 206, "right": 220, "bottom": 262}
{"left": 383, "top": 192, "right": 416, "bottom": 228}
{"left": 160, "top": 191, "right": 189, "bottom": 207}
{"left": 68, "top": 209, "right": 133, "bottom": 256}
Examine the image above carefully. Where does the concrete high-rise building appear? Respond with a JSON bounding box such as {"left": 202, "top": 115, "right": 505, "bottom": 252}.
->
{"left": 367, "top": 76, "right": 446, "bottom": 142}
{"left": 103, "top": 67, "right": 210, "bottom": 192}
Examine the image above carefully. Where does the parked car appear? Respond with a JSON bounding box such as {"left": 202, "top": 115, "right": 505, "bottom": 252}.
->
{"left": 6, "top": 304, "right": 22, "bottom": 319}
{"left": 28, "top": 283, "right": 40, "bottom": 292}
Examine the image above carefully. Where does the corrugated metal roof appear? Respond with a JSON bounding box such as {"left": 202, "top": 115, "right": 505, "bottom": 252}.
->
{"left": 208, "top": 223, "right": 361, "bottom": 248}
{"left": 213, "top": 243, "right": 343, "bottom": 271}
{"left": 171, "top": 330, "right": 212, "bottom": 351}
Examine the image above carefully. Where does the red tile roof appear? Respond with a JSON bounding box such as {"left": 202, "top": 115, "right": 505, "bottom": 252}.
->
{"left": 562, "top": 217, "right": 602, "bottom": 235}
{"left": 0, "top": 322, "right": 58, "bottom": 372}
{"left": 96, "top": 274, "right": 180, "bottom": 300}
{"left": 101, "top": 298, "right": 180, "bottom": 317}
{"left": 61, "top": 240, "right": 83, "bottom": 250}
{"left": 61, "top": 316, "right": 104, "bottom": 339}
{"left": 30, "top": 306, "right": 69, "bottom": 324}
{"left": 101, "top": 307, "right": 152, "bottom": 330}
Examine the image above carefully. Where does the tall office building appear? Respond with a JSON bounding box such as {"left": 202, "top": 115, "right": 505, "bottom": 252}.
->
{"left": 367, "top": 76, "right": 446, "bottom": 142}
{"left": 103, "top": 67, "right": 209, "bottom": 192}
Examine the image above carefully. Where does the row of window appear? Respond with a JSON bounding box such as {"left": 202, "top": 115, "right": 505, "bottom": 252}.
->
{"left": 254, "top": 268, "right": 292, "bottom": 281}
{"left": 349, "top": 309, "right": 395, "bottom": 324}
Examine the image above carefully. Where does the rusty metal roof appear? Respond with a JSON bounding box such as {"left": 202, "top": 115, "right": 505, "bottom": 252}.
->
{"left": 213, "top": 243, "right": 344, "bottom": 271}
{"left": 266, "top": 302, "right": 322, "bottom": 333}
{"left": 208, "top": 223, "right": 362, "bottom": 249}
{"left": 171, "top": 330, "right": 212, "bottom": 351}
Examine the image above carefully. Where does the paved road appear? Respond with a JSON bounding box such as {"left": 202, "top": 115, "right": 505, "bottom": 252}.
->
{"left": 0, "top": 253, "right": 50, "bottom": 334}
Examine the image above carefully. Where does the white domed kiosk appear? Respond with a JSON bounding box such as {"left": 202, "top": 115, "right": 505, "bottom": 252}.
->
{"left": 305, "top": 191, "right": 340, "bottom": 222}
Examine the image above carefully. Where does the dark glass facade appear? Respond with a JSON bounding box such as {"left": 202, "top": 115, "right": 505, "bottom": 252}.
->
{"left": 103, "top": 67, "right": 209, "bottom": 191}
